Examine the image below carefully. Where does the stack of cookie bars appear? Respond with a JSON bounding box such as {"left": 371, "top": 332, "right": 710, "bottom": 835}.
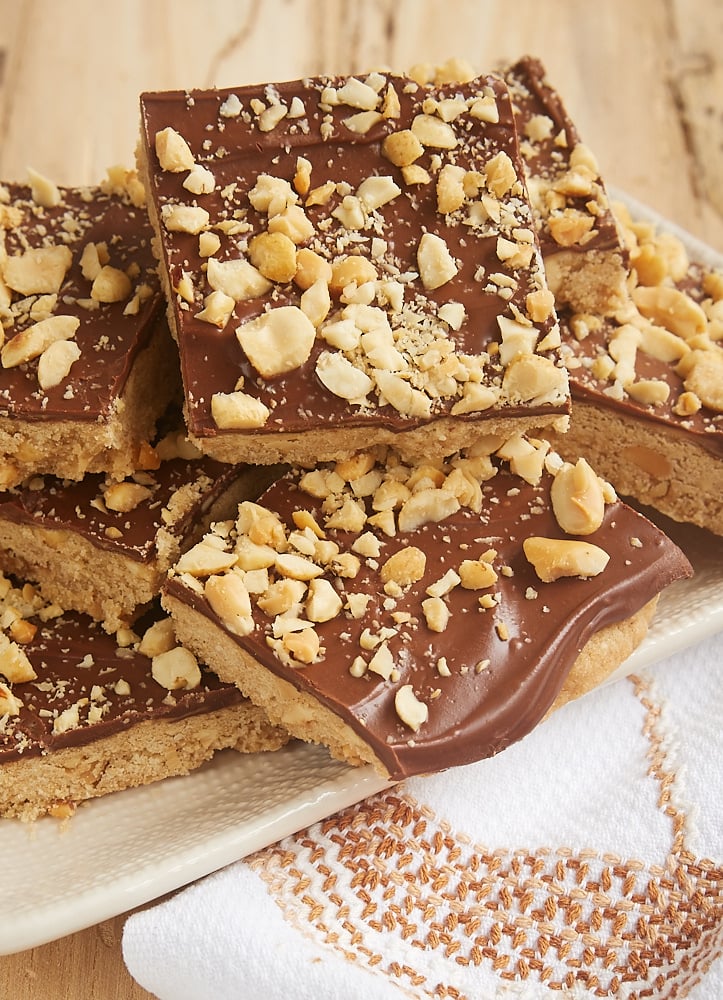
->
{"left": 2, "top": 55, "right": 718, "bottom": 819}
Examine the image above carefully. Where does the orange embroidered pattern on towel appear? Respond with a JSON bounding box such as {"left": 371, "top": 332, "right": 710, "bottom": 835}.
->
{"left": 248, "top": 672, "right": 723, "bottom": 999}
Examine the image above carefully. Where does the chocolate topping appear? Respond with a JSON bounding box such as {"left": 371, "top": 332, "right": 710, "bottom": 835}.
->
{"left": 164, "top": 451, "right": 692, "bottom": 780}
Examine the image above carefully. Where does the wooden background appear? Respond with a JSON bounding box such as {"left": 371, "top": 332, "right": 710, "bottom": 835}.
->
{"left": 0, "top": 1, "right": 721, "bottom": 996}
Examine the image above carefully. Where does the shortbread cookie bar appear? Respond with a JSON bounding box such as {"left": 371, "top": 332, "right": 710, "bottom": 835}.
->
{"left": 503, "top": 56, "right": 629, "bottom": 316}
{"left": 0, "top": 585, "right": 288, "bottom": 821}
{"left": 548, "top": 201, "right": 723, "bottom": 535}
{"left": 0, "top": 169, "right": 180, "bottom": 489}
{"left": 161, "top": 440, "right": 691, "bottom": 781}
{"left": 0, "top": 428, "right": 280, "bottom": 632}
{"left": 138, "top": 71, "right": 570, "bottom": 468}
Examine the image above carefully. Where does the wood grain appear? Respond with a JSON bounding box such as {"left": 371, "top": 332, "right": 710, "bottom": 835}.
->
{"left": 0, "top": 1, "right": 720, "bottom": 997}
{"left": 0, "top": 914, "right": 155, "bottom": 999}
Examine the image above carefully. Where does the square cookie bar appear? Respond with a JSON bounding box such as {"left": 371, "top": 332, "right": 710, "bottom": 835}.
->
{"left": 0, "top": 585, "right": 288, "bottom": 821}
{"left": 503, "top": 56, "right": 629, "bottom": 316}
{"left": 0, "top": 427, "right": 280, "bottom": 632}
{"left": 547, "top": 201, "right": 723, "bottom": 535}
{"left": 161, "top": 439, "right": 691, "bottom": 781}
{"left": 0, "top": 169, "right": 180, "bottom": 488}
{"left": 138, "top": 71, "right": 569, "bottom": 468}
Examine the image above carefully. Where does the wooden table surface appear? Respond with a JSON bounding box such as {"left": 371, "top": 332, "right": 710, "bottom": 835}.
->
{"left": 0, "top": 1, "right": 721, "bottom": 996}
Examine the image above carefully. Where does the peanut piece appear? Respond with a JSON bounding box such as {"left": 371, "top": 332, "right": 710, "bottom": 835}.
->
{"left": 436, "top": 164, "right": 466, "bottom": 214}
{"left": 484, "top": 152, "right": 517, "bottom": 198}
{"left": 2, "top": 244, "right": 72, "bottom": 295}
{"left": 196, "top": 290, "right": 236, "bottom": 328}
{"left": 0, "top": 682, "right": 22, "bottom": 716}
{"left": 421, "top": 596, "right": 450, "bottom": 632}
{"left": 336, "top": 77, "right": 381, "bottom": 110}
{"left": 316, "top": 350, "right": 373, "bottom": 400}
{"left": 548, "top": 209, "right": 595, "bottom": 247}
{"left": 175, "top": 540, "right": 238, "bottom": 576}
{"left": 257, "top": 579, "right": 306, "bottom": 616}
{"left": 206, "top": 257, "right": 272, "bottom": 300}
{"left": 237, "top": 306, "right": 316, "bottom": 377}
{"left": 411, "top": 114, "right": 458, "bottom": 149}
{"left": 502, "top": 354, "right": 569, "bottom": 406}
{"left": 382, "top": 130, "right": 424, "bottom": 167}
{"left": 417, "top": 232, "right": 458, "bottom": 289}
{"left": 211, "top": 390, "right": 270, "bottom": 428}
{"left": 268, "top": 205, "right": 315, "bottom": 244}
{"left": 249, "top": 231, "right": 297, "bottom": 283}
{"left": 205, "top": 572, "right": 254, "bottom": 636}
{"left": 374, "top": 370, "right": 431, "bottom": 417}
{"left": 138, "top": 617, "right": 176, "bottom": 658}
{"left": 37, "top": 339, "right": 81, "bottom": 389}
{"left": 357, "top": 175, "right": 401, "bottom": 211}
{"left": 398, "top": 488, "right": 459, "bottom": 532}
{"left": 294, "top": 248, "right": 333, "bottom": 290}
{"left": 1, "top": 315, "right": 80, "bottom": 369}
{"left": 523, "top": 536, "right": 610, "bottom": 582}
{"left": 550, "top": 458, "right": 605, "bottom": 536}
{"left": 258, "top": 103, "right": 288, "bottom": 132}
{"left": 329, "top": 256, "right": 378, "bottom": 295}
{"left": 380, "top": 546, "right": 426, "bottom": 587}
{"left": 27, "top": 167, "right": 61, "bottom": 208}
{"left": 155, "top": 127, "right": 195, "bottom": 172}
{"left": 394, "top": 684, "right": 428, "bottom": 731}
{"left": 249, "top": 174, "right": 298, "bottom": 216}
{"left": 275, "top": 552, "right": 324, "bottom": 582}
{"left": 300, "top": 279, "right": 331, "bottom": 327}
{"left": 283, "top": 628, "right": 320, "bottom": 664}
{"left": 184, "top": 163, "right": 216, "bottom": 195}
{"left": 632, "top": 285, "right": 707, "bottom": 340}
{"left": 306, "top": 578, "right": 343, "bottom": 622}
{"left": 104, "top": 481, "right": 153, "bottom": 513}
{"left": 458, "top": 558, "right": 497, "bottom": 590}
{"left": 161, "top": 204, "right": 210, "bottom": 234}
{"left": 682, "top": 349, "right": 723, "bottom": 412}
{"left": 626, "top": 379, "right": 670, "bottom": 406}
{"left": 91, "top": 266, "right": 132, "bottom": 303}
{"left": 151, "top": 646, "right": 202, "bottom": 690}
{"left": 0, "top": 636, "right": 37, "bottom": 682}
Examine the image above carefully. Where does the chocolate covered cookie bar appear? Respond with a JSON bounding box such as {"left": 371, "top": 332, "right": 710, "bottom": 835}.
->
{"left": 0, "top": 584, "right": 288, "bottom": 821}
{"left": 161, "top": 439, "right": 691, "bottom": 781}
{"left": 0, "top": 169, "right": 179, "bottom": 488}
{"left": 548, "top": 201, "right": 723, "bottom": 535}
{"left": 504, "top": 56, "right": 629, "bottom": 316}
{"left": 0, "top": 426, "right": 280, "bottom": 632}
{"left": 138, "top": 70, "right": 569, "bottom": 468}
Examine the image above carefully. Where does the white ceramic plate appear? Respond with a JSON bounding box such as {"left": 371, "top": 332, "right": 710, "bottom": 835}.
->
{"left": 2, "top": 199, "right": 722, "bottom": 956}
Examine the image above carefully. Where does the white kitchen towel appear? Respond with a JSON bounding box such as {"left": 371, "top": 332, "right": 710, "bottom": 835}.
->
{"left": 123, "top": 631, "right": 723, "bottom": 1000}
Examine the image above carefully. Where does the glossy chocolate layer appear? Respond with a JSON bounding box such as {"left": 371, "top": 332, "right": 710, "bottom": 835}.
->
{"left": 0, "top": 180, "right": 165, "bottom": 422}
{"left": 139, "top": 72, "right": 568, "bottom": 442}
{"left": 165, "top": 456, "right": 691, "bottom": 780}
{"left": 0, "top": 603, "right": 244, "bottom": 763}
